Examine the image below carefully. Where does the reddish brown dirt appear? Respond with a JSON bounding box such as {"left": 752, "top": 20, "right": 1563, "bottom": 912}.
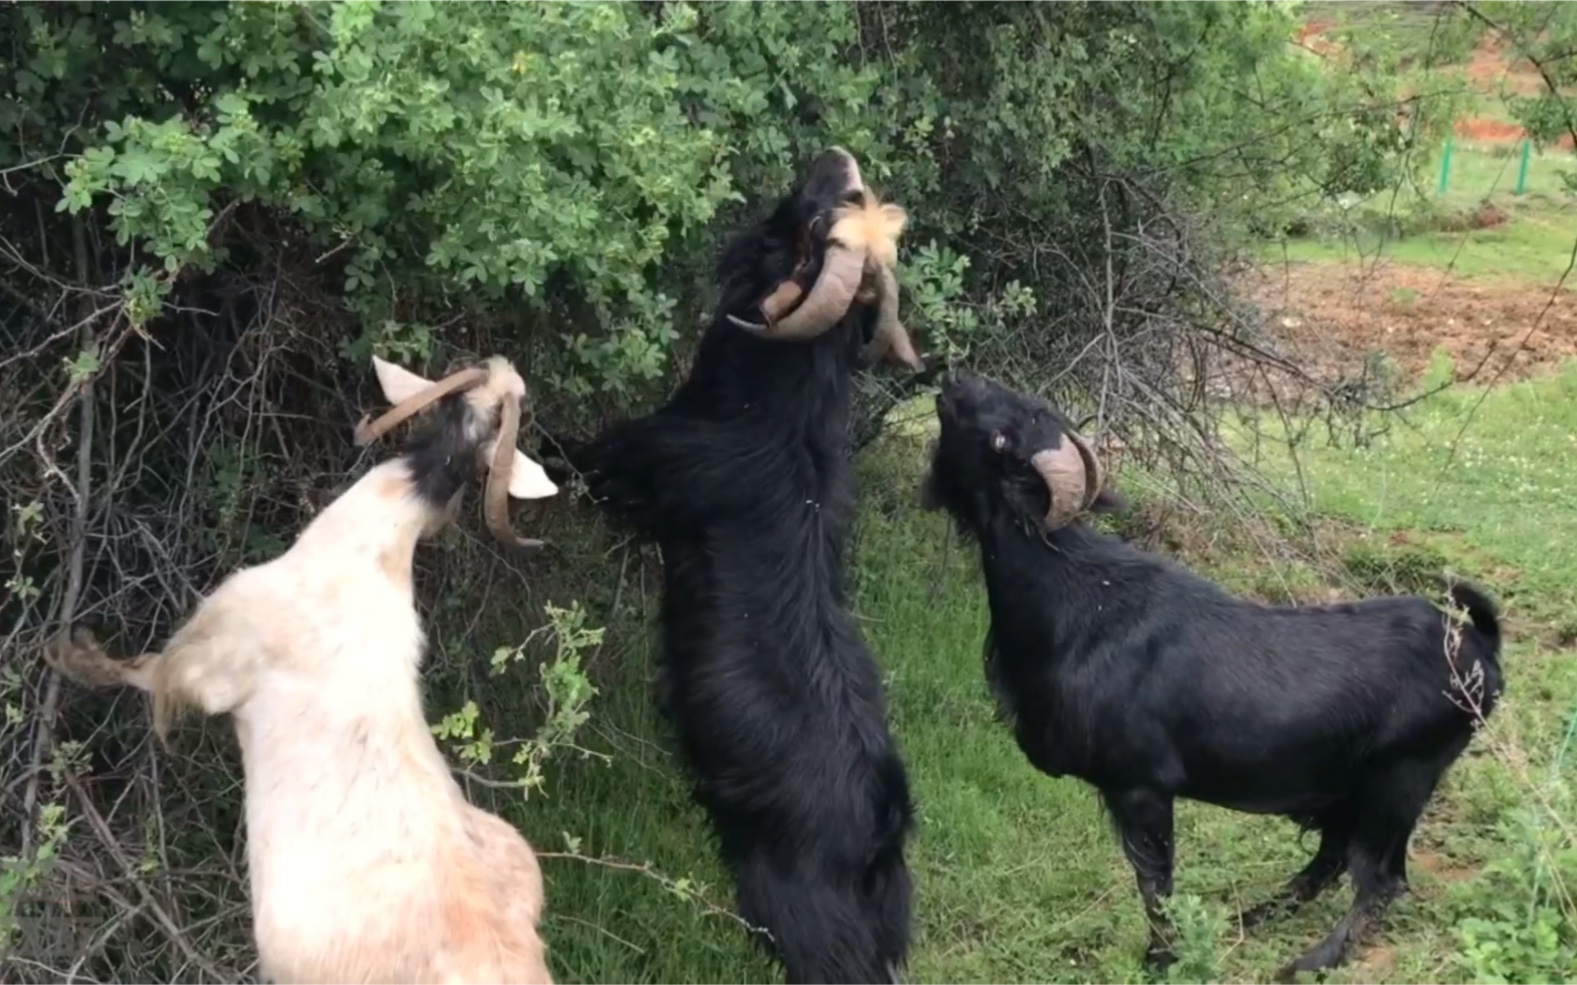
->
{"left": 1453, "top": 32, "right": 1575, "bottom": 147}
{"left": 1249, "top": 263, "right": 1577, "bottom": 384}
{"left": 1465, "top": 32, "right": 1547, "bottom": 96}
{"left": 1352, "top": 944, "right": 1400, "bottom": 978}
{"left": 1456, "top": 116, "right": 1577, "bottom": 150}
{"left": 1412, "top": 848, "right": 1482, "bottom": 885}
{"left": 1298, "top": 20, "right": 1574, "bottom": 147}
{"left": 1293, "top": 19, "right": 1342, "bottom": 58}
{"left": 1455, "top": 117, "right": 1524, "bottom": 142}
{"left": 1239, "top": 25, "right": 1577, "bottom": 396}
{"left": 1470, "top": 202, "right": 1508, "bottom": 229}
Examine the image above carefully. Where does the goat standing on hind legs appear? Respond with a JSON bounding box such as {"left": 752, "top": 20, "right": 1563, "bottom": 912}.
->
{"left": 47, "top": 355, "right": 559, "bottom": 985}
{"left": 549, "top": 148, "right": 922, "bottom": 985}
{"left": 922, "top": 372, "right": 1505, "bottom": 983}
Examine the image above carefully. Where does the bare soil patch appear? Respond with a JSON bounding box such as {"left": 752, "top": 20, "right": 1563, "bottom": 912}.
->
{"left": 1249, "top": 262, "right": 1577, "bottom": 384}
{"left": 1456, "top": 116, "right": 1577, "bottom": 150}
{"left": 1464, "top": 32, "right": 1548, "bottom": 97}
{"left": 1293, "top": 20, "right": 1341, "bottom": 59}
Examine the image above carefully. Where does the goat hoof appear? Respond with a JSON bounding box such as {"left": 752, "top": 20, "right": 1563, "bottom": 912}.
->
{"left": 1239, "top": 898, "right": 1292, "bottom": 929}
{"left": 1275, "top": 949, "right": 1341, "bottom": 984}
{"left": 1143, "top": 944, "right": 1177, "bottom": 973}
{"left": 1274, "top": 961, "right": 1318, "bottom": 984}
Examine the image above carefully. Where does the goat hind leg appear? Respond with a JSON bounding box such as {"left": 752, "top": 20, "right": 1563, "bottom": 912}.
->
{"left": 1241, "top": 811, "right": 1351, "bottom": 928}
{"left": 1274, "top": 848, "right": 1399, "bottom": 983}
{"left": 1276, "top": 762, "right": 1440, "bottom": 980}
{"left": 1102, "top": 787, "right": 1177, "bottom": 970}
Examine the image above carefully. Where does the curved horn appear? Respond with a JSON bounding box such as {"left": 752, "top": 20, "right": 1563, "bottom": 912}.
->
{"left": 761, "top": 279, "right": 806, "bottom": 321}
{"left": 482, "top": 396, "right": 544, "bottom": 550}
{"left": 354, "top": 367, "right": 488, "bottom": 446}
{"left": 727, "top": 148, "right": 871, "bottom": 339}
{"left": 1029, "top": 429, "right": 1103, "bottom": 530}
{"left": 726, "top": 279, "right": 807, "bottom": 333}
{"left": 859, "top": 262, "right": 922, "bottom": 370}
{"left": 745, "top": 241, "right": 869, "bottom": 340}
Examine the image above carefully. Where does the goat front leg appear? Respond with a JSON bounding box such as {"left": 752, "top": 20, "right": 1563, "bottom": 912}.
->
{"left": 1103, "top": 787, "right": 1177, "bottom": 971}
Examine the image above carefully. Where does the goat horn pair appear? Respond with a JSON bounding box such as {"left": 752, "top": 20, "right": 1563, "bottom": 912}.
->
{"left": 353, "top": 367, "right": 489, "bottom": 447}
{"left": 483, "top": 396, "right": 544, "bottom": 550}
{"left": 727, "top": 223, "right": 921, "bottom": 369}
{"left": 355, "top": 363, "right": 542, "bottom": 551}
{"left": 726, "top": 238, "right": 869, "bottom": 340}
{"left": 1030, "top": 430, "right": 1104, "bottom": 530}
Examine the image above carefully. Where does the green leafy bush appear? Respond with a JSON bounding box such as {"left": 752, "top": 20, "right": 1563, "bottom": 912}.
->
{"left": 0, "top": 3, "right": 1480, "bottom": 981}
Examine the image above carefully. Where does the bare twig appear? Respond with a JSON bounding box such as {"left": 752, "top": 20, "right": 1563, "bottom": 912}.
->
{"left": 537, "top": 851, "right": 770, "bottom": 940}
{"left": 20, "top": 215, "right": 100, "bottom": 855}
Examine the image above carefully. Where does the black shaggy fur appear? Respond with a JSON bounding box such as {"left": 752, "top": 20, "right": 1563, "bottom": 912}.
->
{"left": 923, "top": 372, "right": 1504, "bottom": 980}
{"left": 550, "top": 151, "right": 915, "bottom": 984}
{"left": 403, "top": 393, "right": 496, "bottom": 512}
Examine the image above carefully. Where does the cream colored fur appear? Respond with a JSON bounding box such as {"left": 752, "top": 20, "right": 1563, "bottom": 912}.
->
{"left": 47, "top": 357, "right": 556, "bottom": 984}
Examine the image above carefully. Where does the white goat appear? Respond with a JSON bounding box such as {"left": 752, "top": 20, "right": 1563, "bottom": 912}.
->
{"left": 48, "top": 355, "right": 559, "bottom": 984}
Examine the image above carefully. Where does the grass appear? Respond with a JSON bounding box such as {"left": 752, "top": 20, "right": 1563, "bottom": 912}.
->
{"left": 1271, "top": 141, "right": 1577, "bottom": 285}
{"left": 464, "top": 360, "right": 1577, "bottom": 984}
{"left": 1274, "top": 213, "right": 1575, "bottom": 285}
{"left": 1432, "top": 142, "right": 1575, "bottom": 213}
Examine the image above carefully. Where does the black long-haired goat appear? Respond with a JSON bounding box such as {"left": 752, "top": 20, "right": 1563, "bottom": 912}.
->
{"left": 922, "top": 372, "right": 1504, "bottom": 980}
{"left": 550, "top": 149, "right": 921, "bottom": 984}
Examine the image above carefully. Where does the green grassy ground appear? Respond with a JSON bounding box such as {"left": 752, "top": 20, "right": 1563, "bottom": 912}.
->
{"left": 478, "top": 359, "right": 1577, "bottom": 984}
{"left": 1271, "top": 140, "right": 1577, "bottom": 285}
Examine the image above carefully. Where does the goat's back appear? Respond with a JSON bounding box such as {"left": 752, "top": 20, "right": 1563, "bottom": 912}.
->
{"left": 985, "top": 529, "right": 1502, "bottom": 807}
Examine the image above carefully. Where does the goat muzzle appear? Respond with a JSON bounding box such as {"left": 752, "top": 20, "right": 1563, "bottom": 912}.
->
{"left": 1030, "top": 429, "right": 1104, "bottom": 530}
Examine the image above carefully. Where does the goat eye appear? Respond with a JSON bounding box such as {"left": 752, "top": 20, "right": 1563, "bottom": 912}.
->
{"left": 990, "top": 431, "right": 1009, "bottom": 453}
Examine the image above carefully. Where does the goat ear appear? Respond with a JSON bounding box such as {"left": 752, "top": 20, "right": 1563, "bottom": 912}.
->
{"left": 508, "top": 450, "right": 559, "bottom": 500}
{"left": 372, "top": 356, "right": 434, "bottom": 406}
{"left": 1090, "top": 485, "right": 1126, "bottom": 515}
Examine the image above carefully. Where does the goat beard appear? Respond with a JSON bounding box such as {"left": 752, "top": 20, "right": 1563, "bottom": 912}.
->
{"left": 858, "top": 261, "right": 921, "bottom": 370}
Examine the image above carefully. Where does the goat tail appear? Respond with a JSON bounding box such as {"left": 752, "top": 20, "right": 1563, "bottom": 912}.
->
{"left": 734, "top": 846, "right": 911, "bottom": 985}
{"left": 1446, "top": 580, "right": 1502, "bottom": 653}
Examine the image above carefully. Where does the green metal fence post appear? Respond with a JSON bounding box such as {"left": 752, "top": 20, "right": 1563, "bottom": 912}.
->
{"left": 1515, "top": 139, "right": 1531, "bottom": 196}
{"left": 1438, "top": 139, "right": 1453, "bottom": 196}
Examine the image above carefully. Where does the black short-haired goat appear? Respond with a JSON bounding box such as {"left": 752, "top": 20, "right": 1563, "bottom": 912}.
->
{"left": 550, "top": 149, "right": 921, "bottom": 984}
{"left": 922, "top": 371, "right": 1504, "bottom": 980}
